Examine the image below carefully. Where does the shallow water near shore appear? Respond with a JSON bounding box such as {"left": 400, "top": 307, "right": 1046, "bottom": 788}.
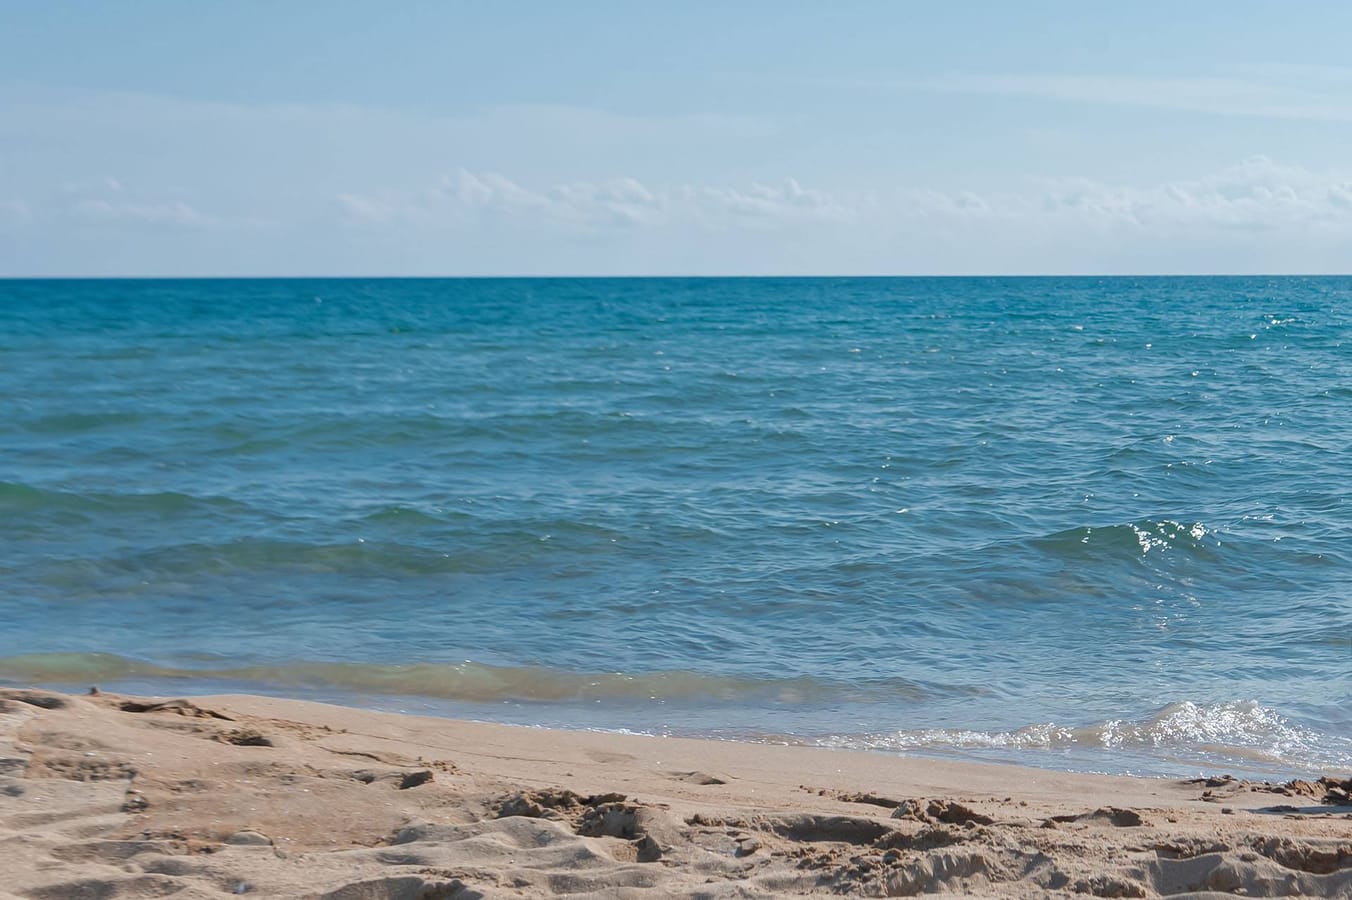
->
{"left": 2, "top": 276, "right": 1349, "bottom": 778}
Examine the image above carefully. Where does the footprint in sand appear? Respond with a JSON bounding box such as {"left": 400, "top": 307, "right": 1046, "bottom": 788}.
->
{"left": 2, "top": 691, "right": 69, "bottom": 710}
{"left": 666, "top": 770, "right": 728, "bottom": 785}
{"left": 584, "top": 749, "right": 636, "bottom": 765}
{"left": 212, "top": 728, "right": 275, "bottom": 747}
{"left": 1045, "top": 806, "right": 1148, "bottom": 828}
{"left": 116, "top": 698, "right": 233, "bottom": 720}
{"left": 348, "top": 768, "right": 435, "bottom": 790}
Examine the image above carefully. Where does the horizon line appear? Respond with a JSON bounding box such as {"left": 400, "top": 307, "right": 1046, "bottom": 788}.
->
{"left": 3, "top": 273, "right": 1351, "bottom": 281}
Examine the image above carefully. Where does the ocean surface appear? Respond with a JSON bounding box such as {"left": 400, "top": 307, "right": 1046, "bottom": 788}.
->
{"left": 1, "top": 277, "right": 1349, "bottom": 778}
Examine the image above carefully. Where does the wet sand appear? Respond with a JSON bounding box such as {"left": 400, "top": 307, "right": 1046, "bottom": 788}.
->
{"left": 1, "top": 687, "right": 1349, "bottom": 898}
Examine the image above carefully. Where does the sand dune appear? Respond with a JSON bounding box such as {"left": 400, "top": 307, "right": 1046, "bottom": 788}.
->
{"left": 1, "top": 687, "right": 1349, "bottom": 898}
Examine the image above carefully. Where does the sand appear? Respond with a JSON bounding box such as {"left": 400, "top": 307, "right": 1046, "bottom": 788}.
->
{"left": 0, "top": 687, "right": 1348, "bottom": 898}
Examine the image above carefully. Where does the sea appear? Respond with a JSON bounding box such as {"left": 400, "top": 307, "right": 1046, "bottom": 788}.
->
{"left": 1, "top": 277, "right": 1349, "bottom": 779}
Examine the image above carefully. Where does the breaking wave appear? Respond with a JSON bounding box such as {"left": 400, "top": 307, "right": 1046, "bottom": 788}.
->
{"left": 821, "top": 701, "right": 1352, "bottom": 776}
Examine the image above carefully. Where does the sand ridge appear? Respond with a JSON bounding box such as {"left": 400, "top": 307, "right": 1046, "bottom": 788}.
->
{"left": 0, "top": 687, "right": 1349, "bottom": 898}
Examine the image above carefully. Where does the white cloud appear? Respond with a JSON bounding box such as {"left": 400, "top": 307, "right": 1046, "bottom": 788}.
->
{"left": 847, "top": 157, "right": 1352, "bottom": 274}
{"left": 907, "top": 157, "right": 1352, "bottom": 234}
{"left": 340, "top": 158, "right": 1352, "bottom": 241}
{"left": 766, "top": 64, "right": 1352, "bottom": 122}
{"left": 912, "top": 72, "right": 1352, "bottom": 122}
{"left": 686, "top": 178, "right": 857, "bottom": 226}
{"left": 339, "top": 171, "right": 861, "bottom": 232}
{"left": 6, "top": 177, "right": 266, "bottom": 231}
{"left": 751, "top": 64, "right": 1352, "bottom": 123}
{"left": 73, "top": 198, "right": 217, "bottom": 227}
{"left": 325, "top": 158, "right": 1352, "bottom": 273}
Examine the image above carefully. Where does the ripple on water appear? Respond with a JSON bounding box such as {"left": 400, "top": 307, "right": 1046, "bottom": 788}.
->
{"left": 1, "top": 277, "right": 1350, "bottom": 777}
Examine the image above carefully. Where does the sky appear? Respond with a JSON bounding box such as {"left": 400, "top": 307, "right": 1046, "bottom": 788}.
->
{"left": 4, "top": 1, "right": 1352, "bottom": 276}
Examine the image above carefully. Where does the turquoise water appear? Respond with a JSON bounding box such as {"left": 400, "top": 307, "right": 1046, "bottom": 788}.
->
{"left": 1, "top": 277, "right": 1349, "bottom": 777}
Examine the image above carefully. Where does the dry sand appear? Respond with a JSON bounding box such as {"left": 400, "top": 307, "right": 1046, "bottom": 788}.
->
{"left": 1, "top": 687, "right": 1348, "bottom": 898}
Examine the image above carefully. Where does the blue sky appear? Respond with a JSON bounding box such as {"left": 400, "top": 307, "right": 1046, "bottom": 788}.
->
{"left": 4, "top": 1, "right": 1352, "bottom": 275}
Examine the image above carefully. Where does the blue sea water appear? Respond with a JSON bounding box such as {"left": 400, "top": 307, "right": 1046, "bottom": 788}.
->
{"left": 1, "top": 277, "right": 1349, "bottom": 778}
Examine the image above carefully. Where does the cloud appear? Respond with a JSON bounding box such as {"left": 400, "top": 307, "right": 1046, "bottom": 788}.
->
{"left": 3, "top": 177, "right": 264, "bottom": 231}
{"left": 910, "top": 73, "right": 1352, "bottom": 122}
{"left": 340, "top": 158, "right": 1352, "bottom": 240}
{"left": 842, "top": 156, "right": 1352, "bottom": 274}
{"left": 689, "top": 178, "right": 857, "bottom": 225}
{"left": 323, "top": 158, "right": 1352, "bottom": 273}
{"left": 774, "top": 67, "right": 1352, "bottom": 123}
{"left": 72, "top": 198, "right": 218, "bottom": 227}
{"left": 907, "top": 157, "right": 1352, "bottom": 234}
{"left": 339, "top": 171, "right": 861, "bottom": 232}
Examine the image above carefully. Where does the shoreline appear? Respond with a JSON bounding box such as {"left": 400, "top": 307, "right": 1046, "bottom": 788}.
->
{"left": 6, "top": 664, "right": 1343, "bottom": 782}
{"left": 3, "top": 687, "right": 1349, "bottom": 897}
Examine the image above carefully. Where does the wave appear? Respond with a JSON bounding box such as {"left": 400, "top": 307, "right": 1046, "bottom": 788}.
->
{"left": 0, "top": 652, "right": 927, "bottom": 705}
{"left": 821, "top": 700, "right": 1352, "bottom": 774}
{"left": 1026, "top": 518, "right": 1219, "bottom": 561}
{"left": 0, "top": 481, "right": 254, "bottom": 520}
{"left": 11, "top": 410, "right": 148, "bottom": 435}
{"left": 5, "top": 654, "right": 1344, "bottom": 776}
{"left": 32, "top": 530, "right": 632, "bottom": 580}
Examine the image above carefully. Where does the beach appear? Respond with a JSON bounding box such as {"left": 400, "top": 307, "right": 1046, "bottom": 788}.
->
{"left": 3, "top": 279, "right": 1351, "bottom": 895}
{"left": 3, "top": 687, "right": 1349, "bottom": 898}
